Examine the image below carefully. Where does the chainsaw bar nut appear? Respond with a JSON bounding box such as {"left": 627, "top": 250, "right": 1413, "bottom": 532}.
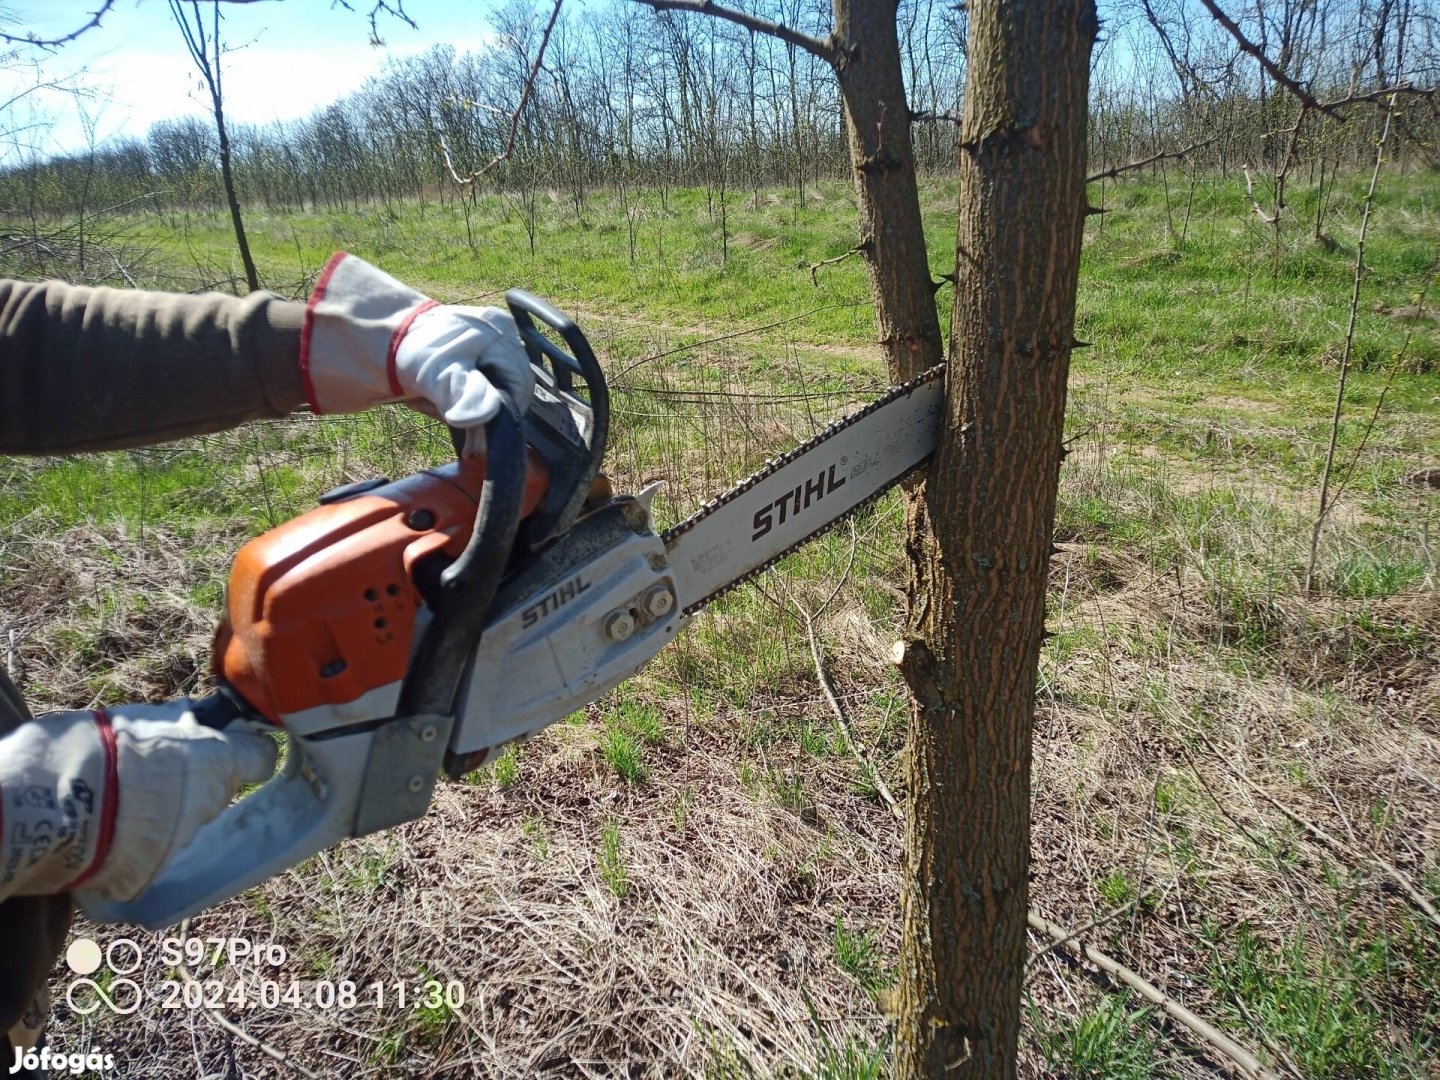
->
{"left": 604, "top": 609, "right": 636, "bottom": 642}
{"left": 643, "top": 585, "right": 674, "bottom": 618}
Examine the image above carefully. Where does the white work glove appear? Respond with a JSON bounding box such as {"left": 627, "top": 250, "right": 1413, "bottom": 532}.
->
{"left": 301, "top": 252, "right": 535, "bottom": 456}
{"left": 0, "top": 702, "right": 277, "bottom": 901}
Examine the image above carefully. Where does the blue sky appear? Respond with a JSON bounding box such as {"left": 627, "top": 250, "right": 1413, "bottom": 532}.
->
{"left": 2, "top": 1, "right": 500, "bottom": 157}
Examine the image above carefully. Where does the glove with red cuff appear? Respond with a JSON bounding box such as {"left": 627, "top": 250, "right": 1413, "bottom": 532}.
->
{"left": 0, "top": 703, "right": 276, "bottom": 902}
{"left": 300, "top": 253, "right": 535, "bottom": 455}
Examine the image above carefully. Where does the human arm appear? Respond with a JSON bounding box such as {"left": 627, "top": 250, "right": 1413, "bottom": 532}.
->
{"left": 0, "top": 253, "right": 535, "bottom": 457}
{"left": 0, "top": 256, "right": 539, "bottom": 898}
{"left": 0, "top": 280, "right": 307, "bottom": 455}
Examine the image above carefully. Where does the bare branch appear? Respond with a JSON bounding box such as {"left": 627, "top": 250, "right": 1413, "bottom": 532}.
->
{"left": 329, "top": 0, "right": 419, "bottom": 45}
{"left": 1306, "top": 102, "right": 1395, "bottom": 594}
{"left": 909, "top": 109, "right": 962, "bottom": 124}
{"left": 174, "top": 918, "right": 322, "bottom": 1079}
{"left": 1088, "top": 135, "right": 1220, "bottom": 183}
{"left": 1025, "top": 887, "right": 1159, "bottom": 969}
{"left": 1262, "top": 83, "right": 1440, "bottom": 140}
{"left": 806, "top": 244, "right": 866, "bottom": 285}
{"left": 1241, "top": 165, "right": 1278, "bottom": 225}
{"left": 610, "top": 302, "right": 865, "bottom": 380}
{"left": 0, "top": 0, "right": 275, "bottom": 48}
{"left": 1330, "top": 261, "right": 1437, "bottom": 507}
{"left": 0, "top": 0, "right": 116, "bottom": 47}
{"left": 782, "top": 524, "right": 904, "bottom": 820}
{"left": 630, "top": 0, "right": 836, "bottom": 65}
{"left": 1317, "top": 82, "right": 1438, "bottom": 111}
{"left": 439, "top": 0, "right": 563, "bottom": 186}
{"left": 1197, "top": 0, "right": 1340, "bottom": 117}
{"left": 1028, "top": 912, "right": 1281, "bottom": 1080}
{"left": 0, "top": 1, "right": 408, "bottom": 50}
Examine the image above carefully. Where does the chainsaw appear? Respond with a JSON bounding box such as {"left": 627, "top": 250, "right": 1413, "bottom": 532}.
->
{"left": 80, "top": 292, "right": 943, "bottom": 929}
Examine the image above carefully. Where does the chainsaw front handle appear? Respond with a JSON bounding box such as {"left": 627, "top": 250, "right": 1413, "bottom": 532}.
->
{"left": 504, "top": 289, "right": 609, "bottom": 550}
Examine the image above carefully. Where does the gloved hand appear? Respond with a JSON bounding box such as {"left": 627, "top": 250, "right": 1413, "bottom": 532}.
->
{"left": 0, "top": 702, "right": 277, "bottom": 901}
{"left": 301, "top": 252, "right": 535, "bottom": 455}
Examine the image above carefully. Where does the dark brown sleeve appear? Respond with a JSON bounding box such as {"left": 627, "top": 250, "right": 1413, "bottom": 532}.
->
{"left": 0, "top": 279, "right": 307, "bottom": 455}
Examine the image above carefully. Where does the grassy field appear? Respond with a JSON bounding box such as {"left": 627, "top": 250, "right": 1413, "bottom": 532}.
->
{"left": 4, "top": 169, "right": 1438, "bottom": 1078}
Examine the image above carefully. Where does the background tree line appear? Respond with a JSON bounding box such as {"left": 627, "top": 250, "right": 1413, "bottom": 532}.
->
{"left": 2, "top": 0, "right": 1436, "bottom": 230}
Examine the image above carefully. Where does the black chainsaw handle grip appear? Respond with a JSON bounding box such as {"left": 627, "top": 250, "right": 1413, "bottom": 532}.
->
{"left": 502, "top": 290, "right": 609, "bottom": 550}
{"left": 505, "top": 289, "right": 596, "bottom": 392}
{"left": 401, "top": 399, "right": 527, "bottom": 719}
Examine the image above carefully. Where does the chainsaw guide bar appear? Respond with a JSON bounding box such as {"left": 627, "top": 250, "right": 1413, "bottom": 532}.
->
{"left": 662, "top": 364, "right": 945, "bottom": 616}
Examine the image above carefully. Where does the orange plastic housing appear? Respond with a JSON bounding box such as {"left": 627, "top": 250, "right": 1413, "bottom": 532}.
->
{"left": 213, "top": 454, "right": 549, "bottom": 724}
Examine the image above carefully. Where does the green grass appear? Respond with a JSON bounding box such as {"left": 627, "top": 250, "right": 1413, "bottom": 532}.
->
{"left": 1036, "top": 996, "right": 1161, "bottom": 1080}
{"left": 488, "top": 743, "right": 521, "bottom": 789}
{"left": 833, "top": 916, "right": 890, "bottom": 997}
{"left": 342, "top": 842, "right": 396, "bottom": 895}
{"left": 1096, "top": 870, "right": 1136, "bottom": 908}
{"left": 412, "top": 973, "right": 460, "bottom": 1035}
{"left": 1207, "top": 923, "right": 1430, "bottom": 1078}
{"left": 17, "top": 174, "right": 1436, "bottom": 623}
{"left": 600, "top": 725, "right": 648, "bottom": 784}
{"left": 805, "top": 1040, "right": 888, "bottom": 1080}
{"left": 597, "top": 819, "right": 629, "bottom": 899}
{"left": 522, "top": 812, "right": 550, "bottom": 860}
{"left": 672, "top": 787, "right": 694, "bottom": 831}
{"left": 13, "top": 171, "right": 1440, "bottom": 1074}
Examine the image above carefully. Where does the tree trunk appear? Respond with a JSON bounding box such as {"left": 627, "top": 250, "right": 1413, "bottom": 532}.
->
{"left": 893, "top": 1, "right": 1097, "bottom": 1077}
{"left": 171, "top": 1, "right": 260, "bottom": 294}
{"left": 213, "top": 92, "right": 260, "bottom": 294}
{"left": 831, "top": 0, "right": 942, "bottom": 383}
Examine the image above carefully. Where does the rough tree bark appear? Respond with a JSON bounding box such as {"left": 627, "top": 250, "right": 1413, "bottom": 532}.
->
{"left": 893, "top": 2, "right": 1098, "bottom": 1077}
{"left": 830, "top": 0, "right": 944, "bottom": 382}
{"left": 635, "top": 1, "right": 1095, "bottom": 1074}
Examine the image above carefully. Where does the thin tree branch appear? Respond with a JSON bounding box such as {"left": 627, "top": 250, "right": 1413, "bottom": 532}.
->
{"left": 0, "top": 1, "right": 117, "bottom": 47}
{"left": 1306, "top": 100, "right": 1394, "bottom": 594}
{"left": 1024, "top": 888, "right": 1158, "bottom": 969}
{"left": 365, "top": 0, "right": 417, "bottom": 44}
{"left": 0, "top": 0, "right": 278, "bottom": 49}
{"left": 807, "top": 244, "right": 866, "bottom": 286}
{"left": 1262, "top": 83, "right": 1438, "bottom": 139}
{"left": 1197, "top": 0, "right": 1339, "bottom": 116}
{"left": 174, "top": 918, "right": 322, "bottom": 1080}
{"left": 631, "top": 0, "right": 837, "bottom": 64}
{"left": 610, "top": 301, "right": 865, "bottom": 380}
{"left": 1028, "top": 912, "right": 1282, "bottom": 1079}
{"left": 1088, "top": 135, "right": 1219, "bottom": 182}
{"left": 909, "top": 109, "right": 962, "bottom": 124}
{"left": 1241, "top": 165, "right": 1278, "bottom": 225}
{"left": 439, "top": 0, "right": 563, "bottom": 185}
{"left": 1328, "top": 256, "right": 1437, "bottom": 507}
{"left": 786, "top": 524, "right": 904, "bottom": 820}
{"left": 4, "top": 628, "right": 20, "bottom": 683}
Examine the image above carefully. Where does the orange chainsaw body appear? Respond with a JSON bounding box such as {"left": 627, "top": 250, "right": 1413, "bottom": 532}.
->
{"left": 213, "top": 455, "right": 549, "bottom": 724}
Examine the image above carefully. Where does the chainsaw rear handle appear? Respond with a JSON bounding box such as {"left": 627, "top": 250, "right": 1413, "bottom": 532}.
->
{"left": 79, "top": 721, "right": 379, "bottom": 930}
{"left": 79, "top": 403, "right": 527, "bottom": 929}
